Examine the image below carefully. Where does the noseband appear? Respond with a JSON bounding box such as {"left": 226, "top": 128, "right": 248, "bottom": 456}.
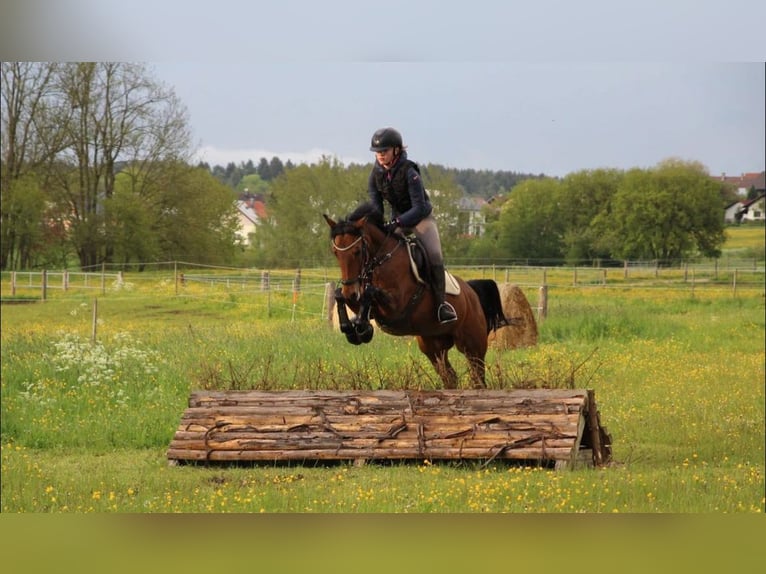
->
{"left": 331, "top": 226, "right": 401, "bottom": 287}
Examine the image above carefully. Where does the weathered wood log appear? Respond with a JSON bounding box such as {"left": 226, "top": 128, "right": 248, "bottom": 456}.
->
{"left": 167, "top": 388, "right": 612, "bottom": 468}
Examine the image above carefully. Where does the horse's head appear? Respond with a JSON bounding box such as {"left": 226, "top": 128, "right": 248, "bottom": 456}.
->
{"left": 324, "top": 203, "right": 387, "bottom": 302}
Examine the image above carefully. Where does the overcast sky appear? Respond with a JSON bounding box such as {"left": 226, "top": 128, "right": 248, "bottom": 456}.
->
{"left": 150, "top": 61, "right": 764, "bottom": 177}
{"left": 2, "top": 0, "right": 765, "bottom": 178}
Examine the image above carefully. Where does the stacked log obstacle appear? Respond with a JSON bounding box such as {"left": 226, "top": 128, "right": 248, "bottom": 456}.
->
{"left": 168, "top": 389, "right": 612, "bottom": 469}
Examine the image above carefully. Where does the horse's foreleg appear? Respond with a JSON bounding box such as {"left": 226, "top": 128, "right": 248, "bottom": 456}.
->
{"left": 467, "top": 357, "right": 487, "bottom": 389}
{"left": 436, "top": 355, "right": 459, "bottom": 389}
{"left": 335, "top": 289, "right": 362, "bottom": 345}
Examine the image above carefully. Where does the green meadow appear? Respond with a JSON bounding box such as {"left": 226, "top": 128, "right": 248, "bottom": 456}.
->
{"left": 1, "top": 228, "right": 764, "bottom": 513}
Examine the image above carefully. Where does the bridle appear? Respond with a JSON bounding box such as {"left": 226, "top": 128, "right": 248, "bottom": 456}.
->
{"left": 331, "top": 220, "right": 426, "bottom": 334}
{"left": 331, "top": 226, "right": 402, "bottom": 288}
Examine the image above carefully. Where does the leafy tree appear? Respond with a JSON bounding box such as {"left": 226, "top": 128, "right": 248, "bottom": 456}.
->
{"left": 2, "top": 174, "right": 49, "bottom": 268}
{"left": 478, "top": 178, "right": 566, "bottom": 263}
{"left": 105, "top": 173, "right": 160, "bottom": 268}
{"left": 560, "top": 168, "right": 623, "bottom": 263}
{"left": 29, "top": 62, "right": 193, "bottom": 269}
{"left": 1, "top": 62, "right": 65, "bottom": 269}
{"left": 236, "top": 173, "right": 269, "bottom": 197}
{"left": 256, "top": 158, "right": 368, "bottom": 267}
{"left": 153, "top": 163, "right": 240, "bottom": 264}
{"left": 598, "top": 160, "right": 725, "bottom": 261}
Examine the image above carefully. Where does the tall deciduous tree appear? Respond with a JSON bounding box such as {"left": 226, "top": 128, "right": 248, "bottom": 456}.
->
{"left": 597, "top": 160, "right": 725, "bottom": 261}
{"left": 48, "top": 62, "right": 192, "bottom": 268}
{"left": 257, "top": 158, "right": 368, "bottom": 267}
{"left": 560, "top": 168, "right": 623, "bottom": 263}
{"left": 1, "top": 62, "right": 64, "bottom": 269}
{"left": 482, "top": 178, "right": 565, "bottom": 264}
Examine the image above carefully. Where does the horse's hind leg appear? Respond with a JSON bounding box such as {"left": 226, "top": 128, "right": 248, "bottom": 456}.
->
{"left": 417, "top": 336, "right": 458, "bottom": 389}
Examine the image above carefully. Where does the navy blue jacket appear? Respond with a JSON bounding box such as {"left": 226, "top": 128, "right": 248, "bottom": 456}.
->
{"left": 367, "top": 151, "right": 432, "bottom": 228}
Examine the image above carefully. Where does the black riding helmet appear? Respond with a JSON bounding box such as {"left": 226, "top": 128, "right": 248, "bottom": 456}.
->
{"left": 370, "top": 127, "right": 403, "bottom": 152}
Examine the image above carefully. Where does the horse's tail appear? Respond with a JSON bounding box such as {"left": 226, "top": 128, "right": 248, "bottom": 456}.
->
{"left": 467, "top": 279, "right": 509, "bottom": 334}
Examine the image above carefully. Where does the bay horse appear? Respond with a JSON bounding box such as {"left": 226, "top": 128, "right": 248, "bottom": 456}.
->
{"left": 324, "top": 202, "right": 508, "bottom": 389}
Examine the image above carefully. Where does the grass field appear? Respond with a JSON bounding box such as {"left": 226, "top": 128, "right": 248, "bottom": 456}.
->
{"left": 1, "top": 228, "right": 764, "bottom": 514}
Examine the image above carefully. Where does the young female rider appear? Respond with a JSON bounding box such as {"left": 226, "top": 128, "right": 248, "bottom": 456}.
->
{"left": 367, "top": 127, "right": 457, "bottom": 324}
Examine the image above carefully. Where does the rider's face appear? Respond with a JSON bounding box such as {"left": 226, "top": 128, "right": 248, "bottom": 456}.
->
{"left": 375, "top": 148, "right": 395, "bottom": 168}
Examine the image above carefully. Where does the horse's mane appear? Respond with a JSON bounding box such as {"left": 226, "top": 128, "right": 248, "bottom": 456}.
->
{"left": 347, "top": 202, "right": 384, "bottom": 226}
{"left": 330, "top": 202, "right": 385, "bottom": 238}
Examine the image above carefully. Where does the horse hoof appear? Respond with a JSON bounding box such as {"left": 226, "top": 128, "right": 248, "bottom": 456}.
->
{"left": 357, "top": 324, "right": 374, "bottom": 343}
{"left": 344, "top": 332, "right": 362, "bottom": 345}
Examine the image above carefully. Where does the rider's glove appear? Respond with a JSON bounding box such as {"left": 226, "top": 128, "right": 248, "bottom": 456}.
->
{"left": 384, "top": 218, "right": 399, "bottom": 233}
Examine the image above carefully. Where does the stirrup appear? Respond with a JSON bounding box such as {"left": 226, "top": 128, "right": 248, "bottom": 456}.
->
{"left": 437, "top": 302, "right": 457, "bottom": 323}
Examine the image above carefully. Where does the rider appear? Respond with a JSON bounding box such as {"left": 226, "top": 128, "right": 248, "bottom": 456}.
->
{"left": 367, "top": 127, "right": 457, "bottom": 324}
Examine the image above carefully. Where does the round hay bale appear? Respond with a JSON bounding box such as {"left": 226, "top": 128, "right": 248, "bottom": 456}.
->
{"left": 487, "top": 283, "right": 538, "bottom": 349}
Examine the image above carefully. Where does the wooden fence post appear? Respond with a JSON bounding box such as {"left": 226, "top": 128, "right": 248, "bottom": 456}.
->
{"left": 733, "top": 268, "right": 738, "bottom": 297}
{"left": 623, "top": 260, "right": 628, "bottom": 280}
{"left": 11, "top": 271, "right": 16, "bottom": 296}
{"left": 691, "top": 268, "right": 695, "bottom": 298}
{"left": 91, "top": 298, "right": 98, "bottom": 344}
{"left": 41, "top": 270, "right": 47, "bottom": 301}
{"left": 538, "top": 284, "right": 548, "bottom": 322}
{"left": 294, "top": 268, "right": 302, "bottom": 292}
{"left": 324, "top": 282, "right": 336, "bottom": 325}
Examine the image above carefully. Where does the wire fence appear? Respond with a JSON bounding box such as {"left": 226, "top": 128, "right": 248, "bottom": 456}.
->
{"left": 2, "top": 260, "right": 763, "bottom": 325}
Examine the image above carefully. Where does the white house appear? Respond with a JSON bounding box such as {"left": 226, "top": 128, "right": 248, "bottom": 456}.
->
{"left": 724, "top": 194, "right": 766, "bottom": 224}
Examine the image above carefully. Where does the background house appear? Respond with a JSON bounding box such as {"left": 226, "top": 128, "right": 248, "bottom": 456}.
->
{"left": 724, "top": 193, "right": 766, "bottom": 224}
{"left": 235, "top": 193, "right": 267, "bottom": 245}
{"left": 715, "top": 171, "right": 765, "bottom": 197}
{"left": 457, "top": 196, "right": 487, "bottom": 237}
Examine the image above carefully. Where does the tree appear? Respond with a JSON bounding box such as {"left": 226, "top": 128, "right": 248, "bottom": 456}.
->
{"left": 1, "top": 62, "right": 65, "bottom": 269}
{"left": 236, "top": 173, "right": 269, "bottom": 197}
{"left": 155, "top": 164, "right": 240, "bottom": 264}
{"left": 479, "top": 178, "right": 566, "bottom": 263}
{"left": 560, "top": 168, "right": 623, "bottom": 263}
{"left": 256, "top": 158, "right": 368, "bottom": 267}
{"left": 600, "top": 160, "right": 725, "bottom": 261}
{"left": 47, "top": 62, "right": 192, "bottom": 268}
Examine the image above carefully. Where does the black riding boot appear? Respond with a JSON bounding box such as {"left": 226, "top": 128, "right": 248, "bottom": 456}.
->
{"left": 431, "top": 264, "right": 457, "bottom": 323}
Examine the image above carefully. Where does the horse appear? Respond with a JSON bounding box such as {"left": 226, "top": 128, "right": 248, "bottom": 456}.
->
{"left": 323, "top": 202, "right": 508, "bottom": 389}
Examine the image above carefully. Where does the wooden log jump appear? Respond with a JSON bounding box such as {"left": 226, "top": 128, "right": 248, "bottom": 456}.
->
{"left": 167, "top": 388, "right": 612, "bottom": 470}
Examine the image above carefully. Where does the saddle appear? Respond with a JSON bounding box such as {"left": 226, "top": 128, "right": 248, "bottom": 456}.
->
{"left": 403, "top": 236, "right": 461, "bottom": 295}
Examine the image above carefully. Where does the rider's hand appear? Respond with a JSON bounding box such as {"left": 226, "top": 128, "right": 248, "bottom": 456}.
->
{"left": 384, "top": 219, "right": 399, "bottom": 233}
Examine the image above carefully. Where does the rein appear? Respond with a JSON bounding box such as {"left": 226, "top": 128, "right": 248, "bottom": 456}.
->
{"left": 332, "top": 229, "right": 402, "bottom": 287}
{"left": 332, "top": 222, "right": 424, "bottom": 331}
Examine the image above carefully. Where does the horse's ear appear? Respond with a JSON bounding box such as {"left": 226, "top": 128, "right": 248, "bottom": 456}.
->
{"left": 323, "top": 214, "right": 336, "bottom": 228}
{"left": 354, "top": 216, "right": 369, "bottom": 230}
